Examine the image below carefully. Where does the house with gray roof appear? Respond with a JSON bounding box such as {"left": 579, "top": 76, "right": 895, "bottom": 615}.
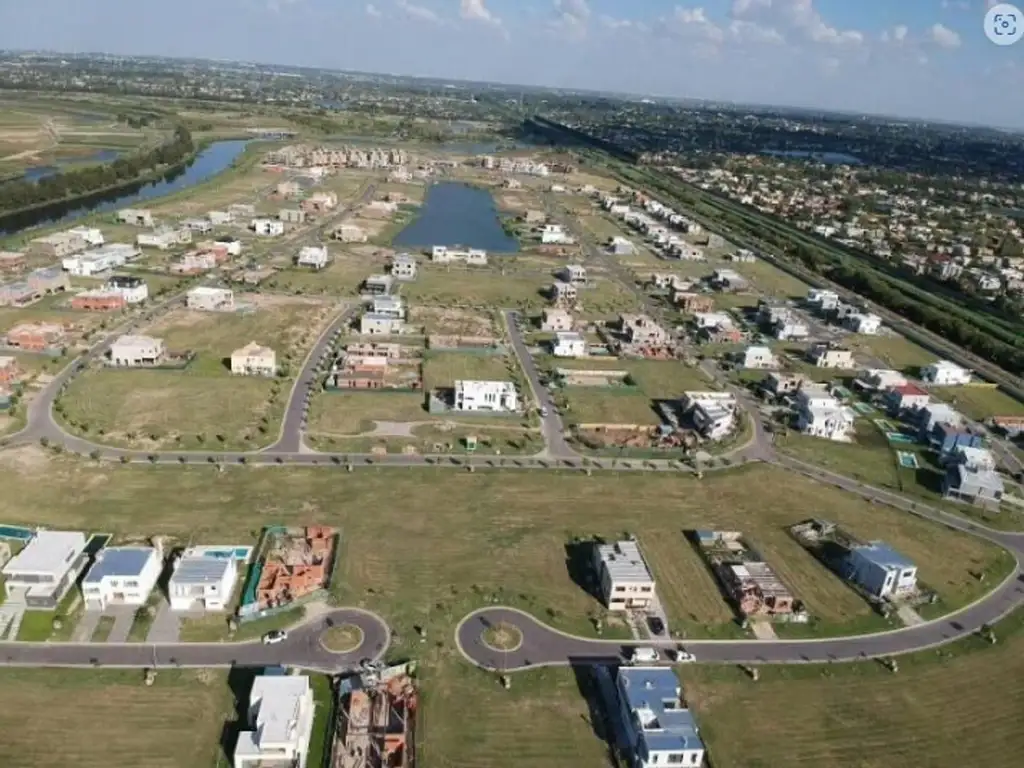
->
{"left": 943, "top": 463, "right": 1005, "bottom": 510}
{"left": 594, "top": 540, "right": 656, "bottom": 611}
{"left": 840, "top": 542, "right": 918, "bottom": 600}
{"left": 81, "top": 546, "right": 162, "bottom": 610}
{"left": 168, "top": 553, "right": 239, "bottom": 611}
{"left": 616, "top": 666, "right": 706, "bottom": 768}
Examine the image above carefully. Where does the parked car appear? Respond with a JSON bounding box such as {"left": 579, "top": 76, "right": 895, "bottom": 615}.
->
{"left": 262, "top": 630, "right": 288, "bottom": 645}
{"left": 628, "top": 646, "right": 660, "bottom": 664}
{"left": 671, "top": 647, "right": 697, "bottom": 664}
{"left": 647, "top": 615, "right": 665, "bottom": 635}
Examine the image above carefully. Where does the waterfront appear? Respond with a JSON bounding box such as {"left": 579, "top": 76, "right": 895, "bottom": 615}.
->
{"left": 392, "top": 181, "right": 520, "bottom": 252}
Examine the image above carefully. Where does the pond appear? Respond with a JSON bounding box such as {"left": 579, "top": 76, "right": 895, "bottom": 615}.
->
{"left": 22, "top": 149, "right": 123, "bottom": 183}
{"left": 1, "top": 139, "right": 251, "bottom": 236}
{"left": 392, "top": 181, "right": 519, "bottom": 252}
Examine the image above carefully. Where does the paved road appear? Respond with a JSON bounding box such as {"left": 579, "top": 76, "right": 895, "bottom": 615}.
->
{"left": 0, "top": 608, "right": 389, "bottom": 673}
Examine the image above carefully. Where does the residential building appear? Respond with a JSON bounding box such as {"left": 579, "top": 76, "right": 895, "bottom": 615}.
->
{"left": 301, "top": 191, "right": 338, "bottom": 213}
{"left": 30, "top": 230, "right": 87, "bottom": 258}
{"left": 106, "top": 275, "right": 149, "bottom": 304}
{"left": 344, "top": 342, "right": 402, "bottom": 360}
{"left": 362, "top": 275, "right": 394, "bottom": 296}
{"left": 137, "top": 227, "right": 192, "bottom": 251}
{"left": 884, "top": 383, "right": 931, "bottom": 415}
{"left": 917, "top": 402, "right": 963, "bottom": 435}
{"left": 279, "top": 208, "right": 306, "bottom": 224}
{"left": 359, "top": 313, "right": 405, "bottom": 336}
{"left": 709, "top": 269, "right": 748, "bottom": 292}
{"left": 251, "top": 219, "right": 285, "bottom": 237}
{"left": 62, "top": 244, "right": 139, "bottom": 276}
{"left": 742, "top": 345, "right": 777, "bottom": 369}
{"left": 2, "top": 530, "right": 89, "bottom": 609}
{"left": 720, "top": 561, "right": 796, "bottom": 618}
{"left": 763, "top": 372, "right": 806, "bottom": 398}
{"left": 370, "top": 295, "right": 405, "bottom": 320}
{"left": 453, "top": 380, "right": 519, "bottom": 412}
{"left": 234, "top": 674, "right": 315, "bottom": 768}
{"left": 168, "top": 552, "right": 239, "bottom": 611}
{"left": 930, "top": 424, "right": 984, "bottom": 460}
{"left": 561, "top": 263, "right": 587, "bottom": 284}
{"left": 81, "top": 546, "right": 162, "bottom": 611}
{"left": 208, "top": 210, "right": 233, "bottom": 226}
{"left": 609, "top": 236, "right": 636, "bottom": 255}
{"left": 541, "top": 224, "right": 575, "bottom": 244}
{"left": 855, "top": 368, "right": 907, "bottom": 391}
{"left": 943, "top": 463, "right": 1005, "bottom": 507}
{"left": 594, "top": 540, "right": 656, "bottom": 611}
{"left": 843, "top": 312, "right": 882, "bottom": 335}
{"left": 295, "top": 246, "right": 329, "bottom": 270}
{"left": 390, "top": 253, "right": 417, "bottom": 280}
{"left": 28, "top": 267, "right": 70, "bottom": 295}
{"left": 66, "top": 226, "right": 104, "bottom": 247}
{"left": 430, "top": 246, "right": 488, "bottom": 265}
{"left": 615, "top": 667, "right": 705, "bottom": 768}
{"left": 108, "top": 335, "right": 166, "bottom": 367}
{"left": 182, "top": 218, "right": 213, "bottom": 234}
{"left": 806, "top": 288, "right": 840, "bottom": 312}
{"left": 807, "top": 344, "right": 854, "bottom": 369}
{"left": 215, "top": 238, "right": 242, "bottom": 257}
{"left": 621, "top": 314, "right": 669, "bottom": 346}
{"left": 231, "top": 342, "right": 277, "bottom": 377}
{"left": 0, "top": 251, "right": 25, "bottom": 272}
{"left": 116, "top": 208, "right": 154, "bottom": 227}
{"left": 921, "top": 360, "right": 972, "bottom": 386}
{"left": 552, "top": 331, "right": 586, "bottom": 358}
{"left": 796, "top": 388, "right": 855, "bottom": 441}
{"left": 682, "top": 391, "right": 737, "bottom": 440}
{"left": 693, "top": 312, "right": 733, "bottom": 331}
{"left": 551, "top": 280, "right": 578, "bottom": 305}
{"left": 5, "top": 322, "right": 65, "bottom": 351}
{"left": 540, "top": 308, "right": 574, "bottom": 332}
{"left": 332, "top": 223, "right": 367, "bottom": 243}
{"left": 841, "top": 542, "right": 918, "bottom": 600}
{"left": 674, "top": 292, "right": 714, "bottom": 313}
{"left": 772, "top": 316, "right": 810, "bottom": 341}
{"left": 948, "top": 445, "right": 997, "bottom": 472}
{"left": 71, "top": 289, "right": 125, "bottom": 312}
{"left": 187, "top": 286, "right": 235, "bottom": 311}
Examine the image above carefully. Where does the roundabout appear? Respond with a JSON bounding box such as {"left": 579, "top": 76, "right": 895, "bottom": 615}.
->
{"left": 481, "top": 621, "right": 524, "bottom": 653}
{"left": 319, "top": 623, "right": 365, "bottom": 654}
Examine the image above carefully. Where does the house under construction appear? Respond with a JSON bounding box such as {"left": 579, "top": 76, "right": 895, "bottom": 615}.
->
{"left": 333, "top": 664, "right": 417, "bottom": 768}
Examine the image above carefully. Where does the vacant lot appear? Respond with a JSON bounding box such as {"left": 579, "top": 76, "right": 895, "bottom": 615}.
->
{"left": 404, "top": 266, "right": 548, "bottom": 309}
{"left": 682, "top": 611, "right": 1024, "bottom": 768}
{"left": 422, "top": 350, "right": 518, "bottom": 389}
{"left": 846, "top": 333, "right": 936, "bottom": 373}
{"left": 559, "top": 388, "right": 662, "bottom": 426}
{"left": 264, "top": 249, "right": 391, "bottom": 296}
{"left": 0, "top": 668, "right": 229, "bottom": 768}
{"left": 308, "top": 391, "right": 431, "bottom": 435}
{"left": 938, "top": 385, "right": 1024, "bottom": 421}
{"left": 415, "top": 306, "right": 497, "bottom": 337}
{"left": 731, "top": 261, "right": 811, "bottom": 297}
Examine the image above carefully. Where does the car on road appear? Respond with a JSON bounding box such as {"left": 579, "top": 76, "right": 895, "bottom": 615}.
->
{"left": 671, "top": 647, "right": 696, "bottom": 664}
{"left": 647, "top": 615, "right": 665, "bottom": 635}
{"left": 540, "top": 406, "right": 549, "bottom": 417}
{"left": 627, "top": 646, "right": 660, "bottom": 664}
{"left": 262, "top": 629, "right": 288, "bottom": 645}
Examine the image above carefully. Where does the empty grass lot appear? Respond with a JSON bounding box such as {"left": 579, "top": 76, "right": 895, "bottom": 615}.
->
{"left": 559, "top": 389, "right": 662, "bottom": 426}
{"left": 845, "top": 333, "right": 936, "bottom": 373}
{"left": 422, "top": 350, "right": 518, "bottom": 389}
{"left": 938, "top": 385, "right": 1024, "bottom": 421}
{"left": 264, "top": 252, "right": 389, "bottom": 296}
{"left": 681, "top": 610, "right": 1024, "bottom": 768}
{"left": 0, "top": 668, "right": 229, "bottom": 768}
{"left": 730, "top": 261, "right": 811, "bottom": 298}
{"left": 307, "top": 391, "right": 431, "bottom": 435}
{"left": 403, "top": 267, "right": 548, "bottom": 309}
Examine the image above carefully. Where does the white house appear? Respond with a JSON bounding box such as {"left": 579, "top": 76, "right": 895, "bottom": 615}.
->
{"left": 251, "top": 218, "right": 285, "bottom": 237}
{"left": 80, "top": 546, "right": 162, "bottom": 611}
{"left": 795, "top": 388, "right": 855, "bottom": 441}
{"left": 842, "top": 542, "right": 918, "bottom": 600}
{"left": 168, "top": 554, "right": 239, "bottom": 611}
{"left": 693, "top": 312, "right": 733, "bottom": 331}
{"left": 843, "top": 312, "right": 882, "bottom": 335}
{"left": 234, "top": 674, "right": 315, "bottom": 768}
{"left": 214, "top": 238, "right": 242, "bottom": 257}
{"left": 682, "top": 391, "right": 737, "bottom": 441}
{"left": 108, "top": 335, "right": 166, "bottom": 367}
{"left": 62, "top": 244, "right": 138, "bottom": 276}
{"left": 773, "top": 317, "right": 810, "bottom": 341}
{"left": 855, "top": 368, "right": 907, "bottom": 391}
{"left": 359, "top": 313, "right": 405, "bottom": 336}
{"left": 541, "top": 224, "right": 575, "bottom": 245}
{"left": 430, "top": 246, "right": 487, "bottom": 265}
{"left": 187, "top": 286, "right": 235, "bottom": 311}
{"left": 609, "top": 236, "right": 636, "bottom": 255}
{"left": 806, "top": 288, "right": 840, "bottom": 312}
{"left": 552, "top": 331, "right": 586, "bottom": 358}
{"left": 371, "top": 295, "right": 406, "bottom": 320}
{"left": 807, "top": 344, "right": 855, "bottom": 369}
{"left": 453, "top": 380, "right": 519, "bottom": 412}
{"left": 742, "top": 345, "right": 777, "bottom": 369}
{"left": 390, "top": 254, "right": 417, "bottom": 280}
{"left": 562, "top": 264, "right": 587, "bottom": 284}
{"left": 66, "top": 226, "right": 105, "bottom": 247}
{"left": 921, "top": 360, "right": 972, "bottom": 386}
{"left": 616, "top": 666, "right": 706, "bottom": 768}
{"left": 137, "top": 227, "right": 192, "bottom": 251}
{"left": 594, "top": 540, "right": 656, "bottom": 611}
{"left": 105, "top": 275, "right": 149, "bottom": 304}
{"left": 540, "top": 308, "right": 574, "bottom": 332}
{"left": 2, "top": 530, "right": 89, "bottom": 609}
{"left": 296, "top": 246, "right": 329, "bottom": 270}
{"left": 231, "top": 342, "right": 277, "bottom": 377}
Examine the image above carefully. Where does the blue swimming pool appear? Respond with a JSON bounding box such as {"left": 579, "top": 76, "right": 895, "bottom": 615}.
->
{"left": 0, "top": 525, "right": 34, "bottom": 541}
{"left": 886, "top": 432, "right": 916, "bottom": 444}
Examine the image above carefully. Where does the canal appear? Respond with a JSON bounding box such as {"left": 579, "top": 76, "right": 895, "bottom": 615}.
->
{"left": 392, "top": 181, "right": 519, "bottom": 252}
{"left": 0, "top": 139, "right": 251, "bottom": 236}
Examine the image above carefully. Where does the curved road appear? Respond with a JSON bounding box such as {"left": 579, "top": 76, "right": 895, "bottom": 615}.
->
{"left": 0, "top": 608, "right": 390, "bottom": 672}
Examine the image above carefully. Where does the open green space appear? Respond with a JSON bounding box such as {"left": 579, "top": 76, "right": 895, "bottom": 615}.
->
{"left": 403, "top": 267, "right": 547, "bottom": 309}
{"left": 938, "top": 386, "right": 1024, "bottom": 421}
{"left": 845, "top": 333, "right": 936, "bottom": 373}
{"left": 422, "top": 350, "right": 518, "bottom": 389}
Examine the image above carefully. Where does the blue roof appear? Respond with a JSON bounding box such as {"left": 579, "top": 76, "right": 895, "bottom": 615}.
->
{"left": 82, "top": 547, "right": 156, "bottom": 583}
{"left": 852, "top": 542, "right": 915, "bottom": 571}
{"left": 618, "top": 667, "right": 705, "bottom": 755}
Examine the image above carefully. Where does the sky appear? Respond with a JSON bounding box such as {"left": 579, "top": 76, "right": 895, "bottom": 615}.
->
{"left": 0, "top": 0, "right": 1022, "bottom": 128}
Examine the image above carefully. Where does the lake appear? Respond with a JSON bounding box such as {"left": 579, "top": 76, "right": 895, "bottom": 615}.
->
{"left": 0, "top": 139, "right": 250, "bottom": 236}
{"left": 392, "top": 181, "right": 520, "bottom": 252}
{"left": 22, "top": 149, "right": 123, "bottom": 183}
{"left": 763, "top": 149, "right": 862, "bottom": 165}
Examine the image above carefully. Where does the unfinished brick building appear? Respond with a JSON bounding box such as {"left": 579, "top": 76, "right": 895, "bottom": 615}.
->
{"left": 255, "top": 526, "right": 336, "bottom": 610}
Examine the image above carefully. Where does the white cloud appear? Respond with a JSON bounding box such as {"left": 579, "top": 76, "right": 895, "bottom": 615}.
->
{"left": 672, "top": 7, "right": 726, "bottom": 44}
{"left": 929, "top": 22, "right": 961, "bottom": 49}
{"left": 729, "top": 19, "right": 785, "bottom": 45}
{"left": 731, "top": 0, "right": 771, "bottom": 15}
{"left": 880, "top": 24, "right": 908, "bottom": 44}
{"left": 461, "top": 0, "right": 499, "bottom": 25}
{"left": 733, "top": 0, "right": 864, "bottom": 47}
{"left": 397, "top": 0, "right": 439, "bottom": 23}
{"left": 599, "top": 15, "right": 649, "bottom": 33}
{"left": 365, "top": 3, "right": 382, "bottom": 18}
{"left": 554, "top": 0, "right": 590, "bottom": 25}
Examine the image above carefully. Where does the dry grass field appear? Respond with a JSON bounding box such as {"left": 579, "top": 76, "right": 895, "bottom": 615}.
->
{"left": 0, "top": 668, "right": 229, "bottom": 768}
{"left": 845, "top": 333, "right": 936, "bottom": 372}
{"left": 730, "top": 260, "right": 811, "bottom": 298}
{"left": 403, "top": 266, "right": 548, "bottom": 308}
{"left": 263, "top": 248, "right": 392, "bottom": 296}
{"left": 307, "top": 391, "right": 431, "bottom": 435}
{"left": 413, "top": 306, "right": 497, "bottom": 336}
{"left": 421, "top": 350, "right": 518, "bottom": 389}
{"left": 559, "top": 389, "right": 663, "bottom": 426}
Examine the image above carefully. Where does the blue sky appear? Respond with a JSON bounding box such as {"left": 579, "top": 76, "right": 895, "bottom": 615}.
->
{"left": 1, "top": 1, "right": 1022, "bottom": 127}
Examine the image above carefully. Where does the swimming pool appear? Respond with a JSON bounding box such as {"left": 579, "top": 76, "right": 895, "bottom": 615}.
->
{"left": 886, "top": 432, "right": 916, "bottom": 444}
{"left": 0, "top": 525, "right": 34, "bottom": 541}
{"left": 897, "top": 451, "right": 920, "bottom": 469}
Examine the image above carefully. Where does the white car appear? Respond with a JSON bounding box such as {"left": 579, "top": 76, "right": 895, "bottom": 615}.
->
{"left": 628, "top": 647, "right": 660, "bottom": 664}
{"left": 262, "top": 630, "right": 288, "bottom": 645}
{"left": 672, "top": 648, "right": 697, "bottom": 664}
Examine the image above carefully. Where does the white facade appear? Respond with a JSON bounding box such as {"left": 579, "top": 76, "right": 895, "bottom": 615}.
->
{"left": 296, "top": 246, "right": 329, "bottom": 269}
{"left": 541, "top": 224, "right": 575, "bottom": 244}
{"left": 796, "top": 389, "right": 855, "bottom": 441}
{"left": 370, "top": 295, "right": 406, "bottom": 320}
{"left": 552, "top": 331, "right": 586, "bottom": 358}
{"left": 430, "top": 246, "right": 488, "bottom": 265}
{"left": 252, "top": 218, "right": 285, "bottom": 236}
{"left": 540, "top": 308, "right": 574, "bottom": 332}
{"left": 682, "top": 392, "right": 737, "bottom": 441}
{"left": 742, "top": 345, "right": 777, "bottom": 369}
{"left": 168, "top": 555, "right": 238, "bottom": 611}
{"left": 187, "top": 286, "right": 235, "bottom": 311}
{"left": 808, "top": 345, "right": 855, "bottom": 369}
{"left": 617, "top": 667, "right": 705, "bottom": 768}
{"left": 66, "top": 226, "right": 105, "bottom": 247}
{"left": 843, "top": 312, "right": 882, "bottom": 335}
{"left": 773, "top": 319, "right": 810, "bottom": 341}
{"left": 921, "top": 360, "right": 972, "bottom": 386}
{"left": 62, "top": 244, "right": 138, "bottom": 276}
{"left": 856, "top": 368, "right": 907, "bottom": 391}
{"left": 454, "top": 380, "right": 519, "bottom": 412}
{"left": 234, "top": 675, "right": 315, "bottom": 768}
{"left": 693, "top": 312, "right": 733, "bottom": 330}
{"left": 610, "top": 236, "right": 636, "bottom": 255}
{"left": 390, "top": 254, "right": 417, "bottom": 280}
{"left": 137, "top": 227, "right": 192, "bottom": 251}
{"left": 105, "top": 276, "right": 149, "bottom": 304}
{"left": 2, "top": 530, "right": 88, "bottom": 605}
{"left": 109, "top": 335, "right": 165, "bottom": 367}
{"left": 215, "top": 238, "right": 242, "bottom": 257}
{"left": 81, "top": 546, "right": 162, "bottom": 611}
{"left": 594, "top": 540, "right": 656, "bottom": 611}
{"left": 231, "top": 342, "right": 277, "bottom": 377}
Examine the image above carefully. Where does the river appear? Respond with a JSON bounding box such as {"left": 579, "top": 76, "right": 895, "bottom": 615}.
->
{"left": 0, "top": 139, "right": 251, "bottom": 237}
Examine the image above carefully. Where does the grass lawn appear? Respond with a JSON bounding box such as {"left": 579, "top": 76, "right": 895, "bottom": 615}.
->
{"left": 937, "top": 385, "right": 1024, "bottom": 421}
{"left": 560, "top": 389, "right": 661, "bottom": 426}
{"left": 308, "top": 391, "right": 431, "bottom": 435}
{"left": 845, "top": 333, "right": 936, "bottom": 373}
{"left": 778, "top": 422, "right": 902, "bottom": 491}
{"left": 0, "top": 668, "right": 229, "bottom": 768}
{"left": 263, "top": 252, "right": 388, "bottom": 297}
{"left": 422, "top": 351, "right": 518, "bottom": 389}
{"left": 179, "top": 606, "right": 306, "bottom": 643}
{"left": 682, "top": 609, "right": 1024, "bottom": 768}
{"left": 403, "top": 267, "right": 547, "bottom": 309}
{"left": 731, "top": 261, "right": 811, "bottom": 298}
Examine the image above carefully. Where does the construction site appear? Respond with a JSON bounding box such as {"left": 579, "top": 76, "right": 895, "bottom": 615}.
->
{"left": 252, "top": 525, "right": 339, "bottom": 612}
{"left": 333, "top": 662, "right": 418, "bottom": 768}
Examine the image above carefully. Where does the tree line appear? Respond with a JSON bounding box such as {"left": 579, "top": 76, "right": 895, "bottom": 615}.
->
{"left": 0, "top": 124, "right": 194, "bottom": 215}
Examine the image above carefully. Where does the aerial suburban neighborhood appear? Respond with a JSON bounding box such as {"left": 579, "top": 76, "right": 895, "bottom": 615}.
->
{"left": 0, "top": 25, "right": 1021, "bottom": 768}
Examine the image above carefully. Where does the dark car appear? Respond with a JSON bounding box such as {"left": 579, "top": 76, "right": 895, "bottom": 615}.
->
{"left": 647, "top": 616, "right": 665, "bottom": 635}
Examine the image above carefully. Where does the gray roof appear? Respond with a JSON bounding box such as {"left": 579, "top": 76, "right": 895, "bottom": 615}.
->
{"left": 83, "top": 546, "right": 156, "bottom": 584}
{"left": 851, "top": 542, "right": 915, "bottom": 571}
{"left": 952, "top": 464, "right": 1006, "bottom": 494}
{"left": 170, "top": 556, "right": 233, "bottom": 585}
{"left": 618, "top": 667, "right": 704, "bottom": 754}
{"left": 597, "top": 540, "right": 654, "bottom": 583}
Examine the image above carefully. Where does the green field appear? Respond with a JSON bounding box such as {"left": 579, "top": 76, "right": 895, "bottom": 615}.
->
{"left": 939, "top": 385, "right": 1024, "bottom": 421}
{"left": 422, "top": 351, "right": 518, "bottom": 389}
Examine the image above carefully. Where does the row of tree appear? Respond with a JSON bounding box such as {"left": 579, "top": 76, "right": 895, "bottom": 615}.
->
{"left": 0, "top": 124, "right": 194, "bottom": 214}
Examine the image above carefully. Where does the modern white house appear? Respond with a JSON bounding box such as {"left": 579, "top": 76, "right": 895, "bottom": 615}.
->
{"left": 66, "top": 226, "right": 105, "bottom": 247}
{"left": 231, "top": 342, "right": 277, "bottom": 377}
{"left": 795, "top": 388, "right": 855, "bottom": 441}
{"left": 295, "top": 245, "right": 329, "bottom": 270}
{"left": 168, "top": 553, "right": 239, "bottom": 611}
{"left": 682, "top": 392, "right": 737, "bottom": 441}
{"left": 359, "top": 313, "right": 405, "bottom": 336}
{"left": 105, "top": 275, "right": 149, "bottom": 304}
{"left": 2, "top": 530, "right": 89, "bottom": 609}
{"left": 541, "top": 224, "right": 575, "bottom": 245}
{"left": 137, "top": 226, "right": 192, "bottom": 251}
{"left": 251, "top": 218, "right": 285, "bottom": 237}
{"left": 552, "top": 331, "right": 586, "bottom": 358}
{"left": 594, "top": 539, "right": 656, "bottom": 611}
{"left": 453, "top": 380, "right": 519, "bottom": 412}
{"left": 108, "top": 335, "right": 166, "bottom": 367}
{"left": 187, "top": 286, "right": 235, "bottom": 311}
{"left": 390, "top": 253, "right": 417, "bottom": 280}
{"left": 855, "top": 368, "right": 907, "bottom": 391}
{"left": 370, "top": 295, "right": 406, "bottom": 320}
{"left": 806, "top": 288, "right": 840, "bottom": 312}
{"left": 62, "top": 244, "right": 139, "bottom": 276}
{"left": 540, "top": 308, "right": 574, "bottom": 332}
{"left": 80, "top": 546, "right": 162, "bottom": 611}
{"left": 430, "top": 246, "right": 487, "bottom": 265}
{"left": 741, "top": 345, "right": 777, "bottom": 369}
{"left": 841, "top": 542, "right": 918, "bottom": 600}
{"left": 234, "top": 673, "right": 315, "bottom": 768}
{"left": 921, "top": 360, "right": 972, "bottom": 386}
{"left": 842, "top": 312, "right": 882, "bottom": 335}
{"left": 807, "top": 344, "right": 855, "bottom": 369}
{"left": 616, "top": 666, "right": 706, "bottom": 768}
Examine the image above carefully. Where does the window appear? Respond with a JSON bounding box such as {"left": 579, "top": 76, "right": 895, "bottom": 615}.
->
{"left": 667, "top": 754, "right": 686, "bottom": 764}
{"left": 124, "top": 580, "right": 139, "bottom": 588}
{"left": 614, "top": 586, "right": 626, "bottom": 592}
{"left": 640, "top": 586, "right": 653, "bottom": 592}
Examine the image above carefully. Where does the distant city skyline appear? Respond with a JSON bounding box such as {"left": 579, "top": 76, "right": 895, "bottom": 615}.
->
{"left": 1, "top": 0, "right": 1022, "bottom": 128}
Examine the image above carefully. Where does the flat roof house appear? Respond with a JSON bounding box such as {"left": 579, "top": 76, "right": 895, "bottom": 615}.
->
{"left": 362, "top": 274, "right": 394, "bottom": 296}
{"left": 841, "top": 542, "right": 918, "bottom": 600}
{"left": 594, "top": 539, "right": 656, "bottom": 611}
{"left": 943, "top": 463, "right": 1005, "bottom": 509}
{"left": 81, "top": 546, "right": 162, "bottom": 611}
{"left": 106, "top": 275, "right": 149, "bottom": 304}
{"left": 359, "top": 313, "right": 405, "bottom": 336}
{"left": 682, "top": 391, "right": 738, "bottom": 441}
{"left": 552, "top": 331, "right": 586, "bottom": 358}
{"left": 168, "top": 554, "right": 239, "bottom": 611}
{"left": 234, "top": 674, "right": 315, "bottom": 768}
{"left": 807, "top": 344, "right": 854, "bottom": 369}
{"left": 117, "top": 208, "right": 154, "bottom": 227}
{"left": 390, "top": 253, "right": 417, "bottom": 280}
{"left": 231, "top": 342, "right": 277, "bottom": 377}
{"left": 921, "top": 359, "right": 972, "bottom": 386}
{"left": 187, "top": 286, "right": 235, "bottom": 311}
{"left": 616, "top": 666, "right": 705, "bottom": 768}
{"left": 540, "top": 308, "right": 574, "bottom": 332}
{"left": 137, "top": 226, "right": 192, "bottom": 251}
{"left": 295, "top": 245, "right": 329, "bottom": 270}
{"left": 2, "top": 530, "right": 89, "bottom": 609}
{"left": 109, "top": 334, "right": 166, "bottom": 367}
{"left": 454, "top": 380, "right": 518, "bottom": 412}
{"left": 742, "top": 345, "right": 776, "bottom": 370}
